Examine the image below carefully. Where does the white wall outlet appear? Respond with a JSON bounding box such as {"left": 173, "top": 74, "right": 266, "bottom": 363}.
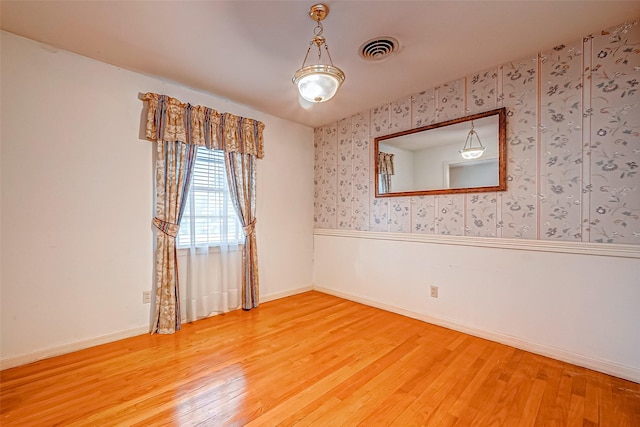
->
{"left": 430, "top": 285, "right": 439, "bottom": 298}
{"left": 143, "top": 291, "right": 151, "bottom": 304}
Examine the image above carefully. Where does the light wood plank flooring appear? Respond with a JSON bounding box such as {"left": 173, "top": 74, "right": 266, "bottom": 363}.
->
{"left": 1, "top": 291, "right": 639, "bottom": 426}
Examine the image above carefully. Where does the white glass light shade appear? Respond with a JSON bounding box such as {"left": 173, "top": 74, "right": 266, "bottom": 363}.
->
{"left": 293, "top": 64, "right": 345, "bottom": 103}
{"left": 459, "top": 127, "right": 486, "bottom": 160}
{"left": 459, "top": 147, "right": 486, "bottom": 160}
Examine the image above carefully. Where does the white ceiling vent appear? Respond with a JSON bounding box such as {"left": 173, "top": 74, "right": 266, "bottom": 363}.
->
{"left": 359, "top": 37, "right": 399, "bottom": 61}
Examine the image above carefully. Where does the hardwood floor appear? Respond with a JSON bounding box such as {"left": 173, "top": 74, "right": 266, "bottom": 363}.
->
{"left": 1, "top": 291, "right": 639, "bottom": 426}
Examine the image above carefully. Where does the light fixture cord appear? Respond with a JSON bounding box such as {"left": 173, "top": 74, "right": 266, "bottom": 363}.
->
{"left": 314, "top": 18, "right": 324, "bottom": 63}
{"left": 300, "top": 45, "right": 312, "bottom": 68}
{"left": 301, "top": 15, "right": 336, "bottom": 68}
{"left": 324, "top": 44, "right": 335, "bottom": 66}
{"left": 464, "top": 120, "right": 485, "bottom": 150}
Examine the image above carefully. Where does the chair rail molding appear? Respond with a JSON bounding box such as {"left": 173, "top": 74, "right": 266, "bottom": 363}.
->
{"left": 314, "top": 229, "right": 640, "bottom": 259}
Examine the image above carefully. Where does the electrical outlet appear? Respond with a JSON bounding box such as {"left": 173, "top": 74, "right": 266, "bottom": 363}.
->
{"left": 143, "top": 291, "right": 151, "bottom": 304}
{"left": 430, "top": 285, "right": 439, "bottom": 298}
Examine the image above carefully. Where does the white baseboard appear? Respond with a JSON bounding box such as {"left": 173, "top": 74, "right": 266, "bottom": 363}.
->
{"left": 0, "top": 326, "right": 150, "bottom": 371}
{"left": 6, "top": 285, "right": 636, "bottom": 383}
{"left": 1, "top": 286, "right": 314, "bottom": 371}
{"left": 314, "top": 285, "right": 640, "bottom": 384}
{"left": 260, "top": 286, "right": 314, "bottom": 303}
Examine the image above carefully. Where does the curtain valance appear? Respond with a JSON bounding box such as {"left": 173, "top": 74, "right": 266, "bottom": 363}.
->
{"left": 142, "top": 92, "right": 265, "bottom": 159}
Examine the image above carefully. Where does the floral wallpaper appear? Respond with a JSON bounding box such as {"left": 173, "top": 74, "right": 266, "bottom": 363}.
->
{"left": 314, "top": 21, "right": 640, "bottom": 245}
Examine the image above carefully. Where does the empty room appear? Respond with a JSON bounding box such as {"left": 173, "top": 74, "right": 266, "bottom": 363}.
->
{"left": 1, "top": 1, "right": 639, "bottom": 425}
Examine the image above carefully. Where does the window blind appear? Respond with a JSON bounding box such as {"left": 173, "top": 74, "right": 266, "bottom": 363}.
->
{"left": 177, "top": 148, "right": 244, "bottom": 248}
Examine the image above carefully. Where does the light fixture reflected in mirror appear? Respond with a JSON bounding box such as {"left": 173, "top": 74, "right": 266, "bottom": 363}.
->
{"left": 459, "top": 120, "right": 486, "bottom": 159}
{"left": 293, "top": 4, "right": 345, "bottom": 103}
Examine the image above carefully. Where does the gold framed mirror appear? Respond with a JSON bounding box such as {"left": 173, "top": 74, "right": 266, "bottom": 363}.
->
{"left": 375, "top": 107, "right": 506, "bottom": 197}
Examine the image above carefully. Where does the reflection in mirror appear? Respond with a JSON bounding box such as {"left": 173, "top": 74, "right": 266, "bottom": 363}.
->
{"left": 375, "top": 108, "right": 506, "bottom": 197}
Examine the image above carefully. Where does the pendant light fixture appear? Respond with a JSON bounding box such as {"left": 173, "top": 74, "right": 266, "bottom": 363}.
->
{"left": 459, "top": 120, "right": 486, "bottom": 160}
{"left": 292, "top": 4, "right": 345, "bottom": 103}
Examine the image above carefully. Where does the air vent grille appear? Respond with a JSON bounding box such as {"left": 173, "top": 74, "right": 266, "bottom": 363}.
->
{"left": 359, "top": 37, "right": 399, "bottom": 61}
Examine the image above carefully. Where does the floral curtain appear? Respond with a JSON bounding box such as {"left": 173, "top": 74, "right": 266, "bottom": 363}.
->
{"left": 225, "top": 151, "right": 259, "bottom": 309}
{"left": 142, "top": 93, "right": 265, "bottom": 333}
{"left": 378, "top": 152, "right": 395, "bottom": 193}
{"left": 153, "top": 140, "right": 197, "bottom": 333}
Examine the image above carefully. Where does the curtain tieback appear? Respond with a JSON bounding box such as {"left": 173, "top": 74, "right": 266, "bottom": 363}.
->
{"left": 153, "top": 217, "right": 179, "bottom": 238}
{"left": 243, "top": 219, "right": 256, "bottom": 237}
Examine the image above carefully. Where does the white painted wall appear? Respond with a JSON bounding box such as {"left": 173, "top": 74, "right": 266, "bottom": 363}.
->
{"left": 413, "top": 142, "right": 499, "bottom": 190}
{"left": 449, "top": 159, "right": 498, "bottom": 188}
{"left": 313, "top": 233, "right": 640, "bottom": 382}
{"left": 412, "top": 144, "right": 449, "bottom": 189}
{"left": 0, "top": 31, "right": 314, "bottom": 366}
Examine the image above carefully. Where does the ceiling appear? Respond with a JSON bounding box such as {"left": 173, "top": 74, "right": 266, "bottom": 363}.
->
{"left": 2, "top": 1, "right": 639, "bottom": 128}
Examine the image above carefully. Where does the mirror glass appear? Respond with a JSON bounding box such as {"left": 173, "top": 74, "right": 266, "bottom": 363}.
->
{"left": 375, "top": 107, "right": 506, "bottom": 197}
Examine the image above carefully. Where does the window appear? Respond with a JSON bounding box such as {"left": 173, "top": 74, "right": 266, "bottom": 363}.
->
{"left": 177, "top": 147, "right": 244, "bottom": 248}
